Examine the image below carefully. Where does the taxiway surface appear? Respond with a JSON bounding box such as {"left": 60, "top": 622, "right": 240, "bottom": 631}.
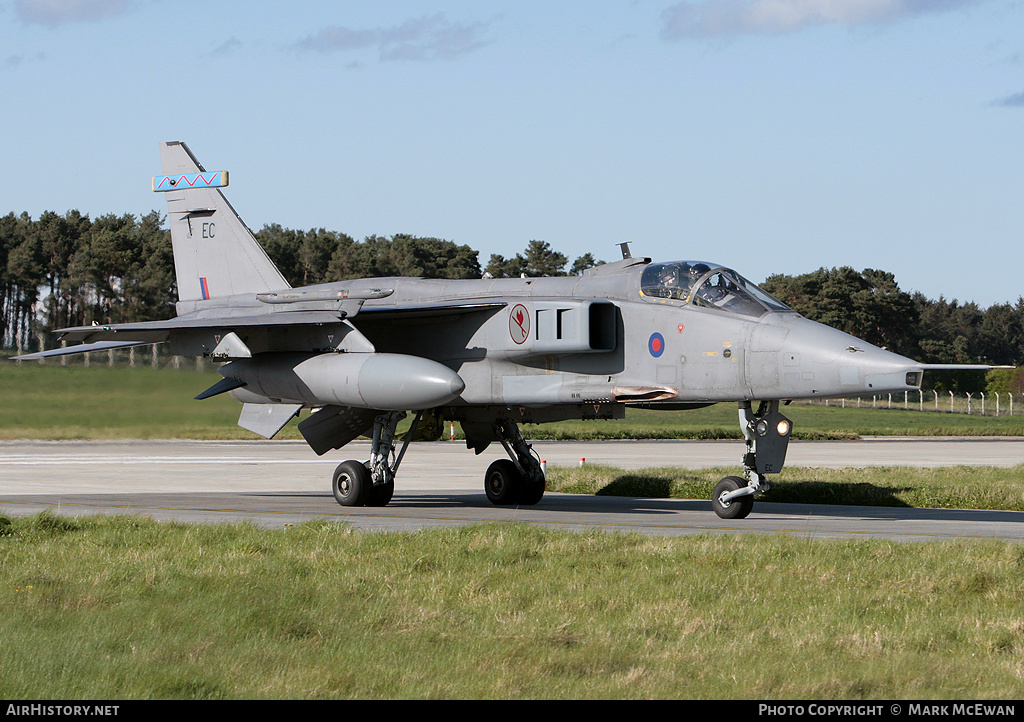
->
{"left": 1, "top": 438, "right": 1022, "bottom": 542}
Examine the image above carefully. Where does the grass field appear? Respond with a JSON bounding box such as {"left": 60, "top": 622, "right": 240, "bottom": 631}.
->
{"left": 2, "top": 514, "right": 1024, "bottom": 700}
{"left": 3, "top": 362, "right": 1022, "bottom": 440}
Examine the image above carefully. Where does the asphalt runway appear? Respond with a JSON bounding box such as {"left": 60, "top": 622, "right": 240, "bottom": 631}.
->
{"left": 2, "top": 438, "right": 1023, "bottom": 542}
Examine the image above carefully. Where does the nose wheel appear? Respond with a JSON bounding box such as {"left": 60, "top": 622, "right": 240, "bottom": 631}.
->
{"left": 712, "top": 476, "right": 755, "bottom": 519}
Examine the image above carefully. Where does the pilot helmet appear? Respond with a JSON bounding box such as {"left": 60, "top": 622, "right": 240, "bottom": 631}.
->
{"left": 659, "top": 264, "right": 680, "bottom": 286}
{"left": 688, "top": 263, "right": 710, "bottom": 280}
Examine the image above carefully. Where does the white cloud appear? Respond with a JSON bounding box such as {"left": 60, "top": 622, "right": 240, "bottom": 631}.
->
{"left": 295, "top": 13, "right": 489, "bottom": 61}
{"left": 15, "top": 0, "right": 131, "bottom": 27}
{"left": 661, "top": 0, "right": 984, "bottom": 39}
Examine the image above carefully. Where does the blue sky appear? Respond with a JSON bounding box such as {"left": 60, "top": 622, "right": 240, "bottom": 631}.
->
{"left": 3, "top": 0, "right": 1022, "bottom": 307}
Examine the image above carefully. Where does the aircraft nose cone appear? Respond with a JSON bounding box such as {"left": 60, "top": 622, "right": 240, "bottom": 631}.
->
{"left": 748, "top": 315, "right": 923, "bottom": 399}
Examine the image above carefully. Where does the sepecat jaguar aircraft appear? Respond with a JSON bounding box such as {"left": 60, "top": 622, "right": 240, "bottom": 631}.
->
{"left": 15, "top": 141, "right": 1004, "bottom": 518}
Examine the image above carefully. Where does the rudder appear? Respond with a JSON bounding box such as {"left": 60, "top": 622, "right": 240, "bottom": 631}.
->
{"left": 158, "top": 141, "right": 290, "bottom": 308}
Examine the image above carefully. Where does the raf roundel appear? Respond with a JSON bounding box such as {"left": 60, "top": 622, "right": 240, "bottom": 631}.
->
{"left": 648, "top": 332, "right": 665, "bottom": 358}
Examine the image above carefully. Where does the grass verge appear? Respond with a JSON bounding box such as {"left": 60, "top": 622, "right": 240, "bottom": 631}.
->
{"left": 546, "top": 464, "right": 1024, "bottom": 512}
{"left": 1, "top": 513, "right": 1023, "bottom": 699}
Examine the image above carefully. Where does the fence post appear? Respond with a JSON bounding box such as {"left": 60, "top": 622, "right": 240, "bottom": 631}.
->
{"left": 981, "top": 392, "right": 986, "bottom": 416}
{"left": 967, "top": 392, "right": 973, "bottom": 415}
{"left": 949, "top": 390, "right": 954, "bottom": 412}
{"left": 996, "top": 392, "right": 1000, "bottom": 417}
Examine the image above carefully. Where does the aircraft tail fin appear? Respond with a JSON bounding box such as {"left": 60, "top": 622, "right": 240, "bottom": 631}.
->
{"left": 156, "top": 141, "right": 290, "bottom": 309}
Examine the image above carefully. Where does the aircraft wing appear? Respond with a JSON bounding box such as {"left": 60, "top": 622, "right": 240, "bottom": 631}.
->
{"left": 53, "top": 299, "right": 506, "bottom": 343}
{"left": 50, "top": 311, "right": 349, "bottom": 344}
{"left": 15, "top": 299, "right": 508, "bottom": 361}
{"left": 12, "top": 340, "right": 153, "bottom": 361}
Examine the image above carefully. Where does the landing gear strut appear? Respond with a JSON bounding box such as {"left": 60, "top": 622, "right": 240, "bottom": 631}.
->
{"left": 485, "top": 420, "right": 546, "bottom": 506}
{"left": 712, "top": 400, "right": 792, "bottom": 520}
{"left": 332, "top": 410, "right": 420, "bottom": 507}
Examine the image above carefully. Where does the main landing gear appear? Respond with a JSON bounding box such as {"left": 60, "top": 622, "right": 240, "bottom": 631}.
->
{"left": 328, "top": 413, "right": 546, "bottom": 508}
{"left": 712, "top": 400, "right": 792, "bottom": 520}
{"left": 483, "top": 420, "right": 546, "bottom": 506}
{"left": 332, "top": 411, "right": 415, "bottom": 507}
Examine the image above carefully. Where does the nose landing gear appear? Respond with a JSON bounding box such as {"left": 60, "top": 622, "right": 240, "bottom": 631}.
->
{"left": 712, "top": 400, "right": 791, "bottom": 520}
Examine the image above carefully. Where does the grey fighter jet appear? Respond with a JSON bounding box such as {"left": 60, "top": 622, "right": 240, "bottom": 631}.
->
{"left": 16, "top": 141, "right": 1004, "bottom": 518}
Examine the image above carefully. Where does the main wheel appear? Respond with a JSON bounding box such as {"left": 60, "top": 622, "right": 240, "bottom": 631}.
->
{"left": 366, "top": 479, "right": 395, "bottom": 507}
{"left": 712, "top": 476, "right": 754, "bottom": 519}
{"left": 484, "top": 459, "right": 523, "bottom": 505}
{"left": 518, "top": 476, "right": 545, "bottom": 506}
{"left": 333, "top": 460, "right": 371, "bottom": 507}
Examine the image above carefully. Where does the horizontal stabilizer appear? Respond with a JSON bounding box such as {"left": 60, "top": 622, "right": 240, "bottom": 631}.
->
{"left": 195, "top": 377, "right": 247, "bottom": 400}
{"left": 238, "top": 403, "right": 302, "bottom": 439}
{"left": 297, "top": 405, "right": 377, "bottom": 456}
{"left": 11, "top": 340, "right": 150, "bottom": 360}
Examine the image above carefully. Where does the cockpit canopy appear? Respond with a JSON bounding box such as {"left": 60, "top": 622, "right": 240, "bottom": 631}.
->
{"left": 640, "top": 261, "right": 791, "bottom": 318}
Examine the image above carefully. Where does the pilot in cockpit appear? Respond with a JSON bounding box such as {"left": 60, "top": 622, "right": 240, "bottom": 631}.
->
{"left": 657, "top": 264, "right": 685, "bottom": 299}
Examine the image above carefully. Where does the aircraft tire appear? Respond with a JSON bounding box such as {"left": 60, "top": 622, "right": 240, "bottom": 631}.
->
{"left": 333, "top": 460, "right": 372, "bottom": 507}
{"left": 712, "top": 476, "right": 754, "bottom": 520}
{"left": 366, "top": 479, "right": 395, "bottom": 507}
{"left": 518, "top": 477, "right": 545, "bottom": 505}
{"left": 484, "top": 459, "right": 523, "bottom": 505}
